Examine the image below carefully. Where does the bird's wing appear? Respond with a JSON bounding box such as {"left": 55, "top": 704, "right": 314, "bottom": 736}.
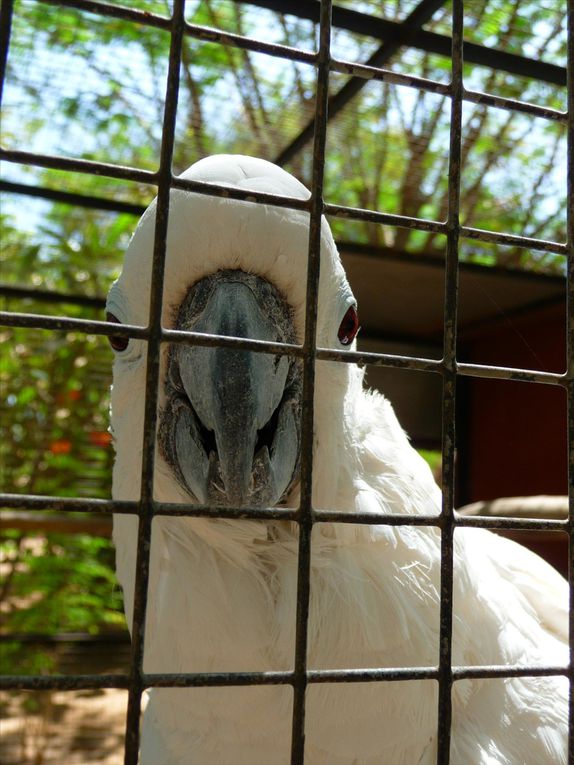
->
{"left": 477, "top": 528, "right": 568, "bottom": 644}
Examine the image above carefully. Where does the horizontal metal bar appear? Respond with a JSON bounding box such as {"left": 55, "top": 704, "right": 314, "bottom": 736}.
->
{"left": 0, "top": 510, "right": 113, "bottom": 535}
{"left": 170, "top": 175, "right": 310, "bottom": 211}
{"left": 453, "top": 514, "right": 570, "bottom": 532}
{"left": 461, "top": 226, "right": 567, "bottom": 256}
{"left": 39, "top": 0, "right": 170, "bottom": 27}
{"left": 0, "top": 494, "right": 139, "bottom": 514}
{"left": 2, "top": 663, "right": 566, "bottom": 693}
{"left": 36, "top": 0, "right": 317, "bottom": 66}
{"left": 452, "top": 665, "right": 568, "bottom": 680}
{"left": 0, "top": 631, "right": 129, "bottom": 644}
{"left": 143, "top": 667, "right": 440, "bottom": 687}
{"left": 1, "top": 493, "right": 569, "bottom": 532}
{"left": 463, "top": 88, "right": 567, "bottom": 123}
{"left": 164, "top": 327, "right": 303, "bottom": 355}
{"left": 0, "top": 150, "right": 312, "bottom": 213}
{"left": 330, "top": 59, "right": 566, "bottom": 124}
{"left": 324, "top": 204, "right": 447, "bottom": 235}
{"left": 0, "top": 310, "right": 149, "bottom": 338}
{"left": 0, "top": 179, "right": 147, "bottom": 217}
{"left": 2, "top": 311, "right": 570, "bottom": 390}
{"left": 184, "top": 20, "right": 316, "bottom": 66}
{"left": 0, "top": 283, "right": 107, "bottom": 308}
{"left": 330, "top": 57, "right": 450, "bottom": 96}
{"left": 0, "top": 148, "right": 157, "bottom": 185}
{"left": 457, "top": 362, "right": 567, "bottom": 386}
{"left": 316, "top": 347, "right": 442, "bottom": 373}
{"left": 0, "top": 493, "right": 298, "bottom": 521}
{"left": 0, "top": 674, "right": 131, "bottom": 691}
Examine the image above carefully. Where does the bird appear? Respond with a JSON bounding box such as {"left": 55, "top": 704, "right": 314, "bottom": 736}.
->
{"left": 107, "top": 154, "right": 568, "bottom": 765}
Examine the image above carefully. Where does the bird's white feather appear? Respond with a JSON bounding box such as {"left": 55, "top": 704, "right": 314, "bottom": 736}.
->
{"left": 110, "top": 155, "right": 568, "bottom": 764}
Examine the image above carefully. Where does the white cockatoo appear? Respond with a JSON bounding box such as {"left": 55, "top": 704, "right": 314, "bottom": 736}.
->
{"left": 108, "top": 155, "right": 568, "bottom": 765}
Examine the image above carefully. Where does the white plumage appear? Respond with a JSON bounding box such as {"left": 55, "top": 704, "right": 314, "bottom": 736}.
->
{"left": 109, "top": 155, "right": 568, "bottom": 764}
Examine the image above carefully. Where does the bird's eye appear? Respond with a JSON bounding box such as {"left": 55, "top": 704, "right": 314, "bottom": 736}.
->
{"left": 337, "top": 305, "right": 360, "bottom": 346}
{"left": 106, "top": 312, "right": 129, "bottom": 352}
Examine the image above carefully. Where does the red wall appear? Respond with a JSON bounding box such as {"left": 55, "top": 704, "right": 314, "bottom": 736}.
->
{"left": 458, "top": 303, "right": 568, "bottom": 574}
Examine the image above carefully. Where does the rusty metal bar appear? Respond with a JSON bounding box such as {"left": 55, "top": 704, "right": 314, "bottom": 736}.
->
{"left": 460, "top": 226, "right": 566, "bottom": 255}
{"left": 2, "top": 661, "right": 568, "bottom": 693}
{"left": 0, "top": 674, "right": 132, "bottom": 691}
{"left": 462, "top": 87, "right": 567, "bottom": 123}
{"left": 288, "top": 1, "right": 333, "bottom": 761}
{"left": 0, "top": 148, "right": 158, "bottom": 184}
{"left": 566, "top": 2, "right": 574, "bottom": 762}
{"left": 2, "top": 307, "right": 570, "bottom": 385}
{"left": 0, "top": 0, "right": 14, "bottom": 107}
{"left": 1, "top": 492, "right": 571, "bottom": 532}
{"left": 329, "top": 58, "right": 566, "bottom": 124}
{"left": 0, "top": 179, "right": 147, "bottom": 217}
{"left": 2, "top": 310, "right": 570, "bottom": 393}
{"left": 121, "top": 2, "right": 186, "bottom": 762}
{"left": 436, "top": 0, "right": 464, "bottom": 760}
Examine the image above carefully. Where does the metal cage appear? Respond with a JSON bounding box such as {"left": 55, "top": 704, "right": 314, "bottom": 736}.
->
{"left": 0, "top": 0, "right": 572, "bottom": 763}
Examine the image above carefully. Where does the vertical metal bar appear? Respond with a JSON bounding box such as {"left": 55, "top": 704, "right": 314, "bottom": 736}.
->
{"left": 566, "top": 2, "right": 574, "bottom": 761}
{"left": 122, "top": 2, "right": 186, "bottom": 762}
{"left": 290, "top": 1, "right": 332, "bottom": 763}
{"left": 437, "top": 0, "right": 464, "bottom": 761}
{"left": 0, "top": 0, "right": 15, "bottom": 106}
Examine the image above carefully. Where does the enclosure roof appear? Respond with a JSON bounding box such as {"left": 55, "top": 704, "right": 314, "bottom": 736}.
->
{"left": 341, "top": 243, "right": 565, "bottom": 345}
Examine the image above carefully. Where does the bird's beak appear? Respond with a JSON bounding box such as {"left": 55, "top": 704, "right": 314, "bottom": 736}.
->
{"left": 159, "top": 271, "right": 301, "bottom": 507}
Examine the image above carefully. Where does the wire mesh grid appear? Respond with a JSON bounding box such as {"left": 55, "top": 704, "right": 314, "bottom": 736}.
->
{"left": 0, "top": 0, "right": 572, "bottom": 763}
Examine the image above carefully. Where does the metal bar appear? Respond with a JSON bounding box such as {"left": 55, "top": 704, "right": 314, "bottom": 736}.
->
{"left": 566, "top": 3, "right": 574, "bottom": 762}
{"left": 436, "top": 1, "right": 464, "bottom": 760}
{"left": 121, "top": 2, "right": 186, "bottom": 762}
{"left": 455, "top": 362, "right": 566, "bottom": 386}
{"left": 0, "top": 0, "right": 14, "bottom": 107}
{"left": 324, "top": 202, "right": 447, "bottom": 234}
{"left": 0, "top": 148, "right": 158, "bottom": 184}
{"left": 330, "top": 58, "right": 566, "bottom": 123}
{"left": 0, "top": 149, "right": 312, "bottom": 213}
{"left": 275, "top": 0, "right": 447, "bottom": 166}
{"left": 288, "top": 2, "right": 333, "bottom": 761}
{"left": 0, "top": 180, "right": 147, "bottom": 217}
{"left": 2, "top": 662, "right": 567, "bottom": 693}
{"left": 34, "top": 0, "right": 317, "bottom": 65}
{"left": 462, "top": 87, "right": 567, "bottom": 123}
{"left": 0, "top": 675, "right": 132, "bottom": 691}
{"left": 2, "top": 310, "right": 570, "bottom": 387}
{"left": 170, "top": 174, "right": 310, "bottom": 210}
{"left": 1, "top": 492, "right": 570, "bottom": 532}
{"left": 460, "top": 226, "right": 566, "bottom": 255}
{"left": 37, "top": 0, "right": 171, "bottom": 26}
{"left": 184, "top": 19, "right": 316, "bottom": 66}
{"left": 0, "top": 284, "right": 107, "bottom": 308}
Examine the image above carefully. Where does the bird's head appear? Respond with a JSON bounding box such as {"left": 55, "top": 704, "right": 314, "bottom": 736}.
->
{"left": 107, "top": 155, "right": 359, "bottom": 508}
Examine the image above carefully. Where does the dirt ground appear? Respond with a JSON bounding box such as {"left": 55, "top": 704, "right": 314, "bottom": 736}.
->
{"left": 0, "top": 688, "right": 127, "bottom": 765}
